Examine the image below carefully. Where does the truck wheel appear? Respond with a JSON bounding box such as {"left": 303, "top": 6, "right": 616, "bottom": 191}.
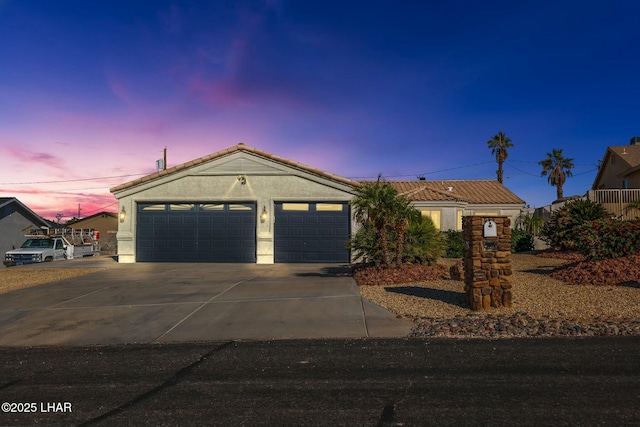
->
{"left": 44, "top": 256, "right": 53, "bottom": 262}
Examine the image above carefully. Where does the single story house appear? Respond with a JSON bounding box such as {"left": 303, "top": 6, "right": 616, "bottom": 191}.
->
{"left": 66, "top": 211, "right": 119, "bottom": 254}
{"left": 0, "top": 197, "right": 54, "bottom": 257}
{"left": 387, "top": 180, "right": 524, "bottom": 231}
{"left": 110, "top": 144, "right": 525, "bottom": 264}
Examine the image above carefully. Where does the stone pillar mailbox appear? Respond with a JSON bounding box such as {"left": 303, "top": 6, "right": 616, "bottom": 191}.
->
{"left": 462, "top": 216, "right": 513, "bottom": 311}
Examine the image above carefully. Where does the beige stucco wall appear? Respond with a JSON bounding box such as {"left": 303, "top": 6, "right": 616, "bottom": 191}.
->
{"left": 113, "top": 158, "right": 357, "bottom": 264}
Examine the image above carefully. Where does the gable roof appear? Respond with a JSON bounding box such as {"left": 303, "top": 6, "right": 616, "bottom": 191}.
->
{"left": 66, "top": 211, "right": 118, "bottom": 226}
{"left": 592, "top": 145, "right": 640, "bottom": 189}
{"left": 110, "top": 143, "right": 361, "bottom": 193}
{"left": 0, "top": 197, "right": 54, "bottom": 227}
{"left": 385, "top": 180, "right": 525, "bottom": 205}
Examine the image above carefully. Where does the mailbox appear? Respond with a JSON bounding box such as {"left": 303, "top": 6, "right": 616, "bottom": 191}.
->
{"left": 483, "top": 220, "right": 497, "bottom": 238}
{"left": 482, "top": 219, "right": 498, "bottom": 251}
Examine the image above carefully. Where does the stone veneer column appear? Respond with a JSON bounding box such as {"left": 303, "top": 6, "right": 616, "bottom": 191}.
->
{"left": 462, "top": 216, "right": 513, "bottom": 311}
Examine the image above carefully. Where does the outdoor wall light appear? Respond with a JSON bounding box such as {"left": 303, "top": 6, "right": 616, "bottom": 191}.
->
{"left": 119, "top": 207, "right": 126, "bottom": 223}
{"left": 260, "top": 206, "right": 268, "bottom": 223}
{"left": 237, "top": 175, "right": 247, "bottom": 185}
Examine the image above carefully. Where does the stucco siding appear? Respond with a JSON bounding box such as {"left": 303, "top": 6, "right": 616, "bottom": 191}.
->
{"left": 115, "top": 171, "right": 356, "bottom": 264}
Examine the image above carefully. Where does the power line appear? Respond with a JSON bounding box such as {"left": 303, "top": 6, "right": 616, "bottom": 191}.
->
{"left": 75, "top": 201, "right": 119, "bottom": 217}
{"left": 505, "top": 162, "right": 599, "bottom": 178}
{"left": 0, "top": 173, "right": 148, "bottom": 186}
{"left": 348, "top": 161, "right": 495, "bottom": 180}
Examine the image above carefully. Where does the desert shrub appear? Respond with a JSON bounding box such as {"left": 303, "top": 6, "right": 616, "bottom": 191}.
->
{"left": 539, "top": 199, "right": 610, "bottom": 251}
{"left": 511, "top": 229, "right": 534, "bottom": 253}
{"left": 573, "top": 218, "right": 640, "bottom": 260}
{"left": 441, "top": 230, "right": 464, "bottom": 258}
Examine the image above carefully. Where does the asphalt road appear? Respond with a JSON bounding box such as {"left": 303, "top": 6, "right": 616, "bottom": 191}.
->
{"left": 1, "top": 337, "right": 640, "bottom": 426}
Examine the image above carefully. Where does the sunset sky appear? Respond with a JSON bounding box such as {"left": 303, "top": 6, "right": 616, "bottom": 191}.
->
{"left": 2, "top": 1, "right": 639, "bottom": 221}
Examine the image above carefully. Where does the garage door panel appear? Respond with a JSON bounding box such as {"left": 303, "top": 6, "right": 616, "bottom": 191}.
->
{"left": 136, "top": 202, "right": 256, "bottom": 263}
{"left": 275, "top": 202, "right": 350, "bottom": 263}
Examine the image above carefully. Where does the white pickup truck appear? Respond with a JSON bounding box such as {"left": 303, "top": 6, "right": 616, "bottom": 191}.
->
{"left": 4, "top": 232, "right": 99, "bottom": 267}
{"left": 4, "top": 237, "right": 67, "bottom": 266}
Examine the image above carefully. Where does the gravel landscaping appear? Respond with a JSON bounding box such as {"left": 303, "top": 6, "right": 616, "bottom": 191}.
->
{"left": 0, "top": 268, "right": 104, "bottom": 294}
{"left": 359, "top": 253, "right": 640, "bottom": 338}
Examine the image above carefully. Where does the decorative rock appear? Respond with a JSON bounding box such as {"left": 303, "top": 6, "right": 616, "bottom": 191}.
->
{"left": 449, "top": 260, "right": 464, "bottom": 280}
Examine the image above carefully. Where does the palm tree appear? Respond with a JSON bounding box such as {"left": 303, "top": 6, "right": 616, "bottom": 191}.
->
{"left": 351, "top": 176, "right": 399, "bottom": 267}
{"left": 539, "top": 149, "right": 575, "bottom": 200}
{"left": 391, "top": 197, "right": 419, "bottom": 267}
{"left": 487, "top": 131, "right": 514, "bottom": 184}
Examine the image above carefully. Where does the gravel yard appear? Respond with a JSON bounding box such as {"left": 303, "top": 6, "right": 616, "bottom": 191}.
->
{"left": 359, "top": 253, "right": 640, "bottom": 337}
{"left": 0, "top": 267, "right": 104, "bottom": 294}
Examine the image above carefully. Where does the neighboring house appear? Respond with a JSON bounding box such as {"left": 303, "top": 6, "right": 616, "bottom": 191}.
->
{"left": 591, "top": 136, "right": 640, "bottom": 190}
{"left": 110, "top": 144, "right": 525, "bottom": 264}
{"left": 0, "top": 197, "right": 54, "bottom": 258}
{"left": 387, "top": 180, "right": 524, "bottom": 231}
{"left": 588, "top": 136, "right": 640, "bottom": 219}
{"left": 66, "top": 212, "right": 119, "bottom": 255}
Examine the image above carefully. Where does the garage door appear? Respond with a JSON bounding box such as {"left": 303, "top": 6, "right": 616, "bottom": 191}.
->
{"left": 274, "top": 202, "right": 350, "bottom": 263}
{"left": 136, "top": 202, "right": 256, "bottom": 262}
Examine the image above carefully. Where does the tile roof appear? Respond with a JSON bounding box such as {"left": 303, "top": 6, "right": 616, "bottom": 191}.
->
{"left": 110, "top": 143, "right": 362, "bottom": 193}
{"left": 108, "top": 144, "right": 524, "bottom": 205}
{"left": 384, "top": 180, "right": 525, "bottom": 205}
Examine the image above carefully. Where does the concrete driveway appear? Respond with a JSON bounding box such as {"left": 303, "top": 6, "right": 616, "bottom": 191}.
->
{"left": 0, "top": 257, "right": 411, "bottom": 346}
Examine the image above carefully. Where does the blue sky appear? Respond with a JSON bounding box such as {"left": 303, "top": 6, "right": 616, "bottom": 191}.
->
{"left": 1, "top": 0, "right": 639, "bottom": 220}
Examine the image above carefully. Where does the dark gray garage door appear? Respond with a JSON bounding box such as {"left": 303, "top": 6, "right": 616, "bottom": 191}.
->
{"left": 136, "top": 202, "right": 256, "bottom": 262}
{"left": 274, "top": 202, "right": 350, "bottom": 263}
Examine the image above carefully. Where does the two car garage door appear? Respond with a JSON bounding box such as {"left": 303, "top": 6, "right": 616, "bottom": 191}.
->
{"left": 136, "top": 202, "right": 350, "bottom": 263}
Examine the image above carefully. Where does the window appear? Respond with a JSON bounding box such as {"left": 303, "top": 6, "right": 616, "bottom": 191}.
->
{"left": 200, "top": 204, "right": 224, "bottom": 211}
{"left": 140, "top": 204, "right": 165, "bottom": 211}
{"left": 229, "top": 204, "right": 254, "bottom": 211}
{"left": 316, "top": 203, "right": 344, "bottom": 212}
{"left": 421, "top": 210, "right": 441, "bottom": 230}
{"left": 169, "top": 204, "right": 195, "bottom": 211}
{"left": 282, "top": 203, "right": 309, "bottom": 211}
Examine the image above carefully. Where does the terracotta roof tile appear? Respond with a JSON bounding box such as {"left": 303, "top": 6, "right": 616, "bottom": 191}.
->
{"left": 380, "top": 180, "right": 525, "bottom": 204}
{"left": 110, "top": 143, "right": 361, "bottom": 193}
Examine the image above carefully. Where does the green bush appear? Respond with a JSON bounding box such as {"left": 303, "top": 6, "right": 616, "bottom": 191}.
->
{"left": 350, "top": 215, "right": 443, "bottom": 265}
{"left": 511, "top": 229, "right": 534, "bottom": 253}
{"left": 539, "top": 199, "right": 610, "bottom": 251}
{"left": 441, "top": 230, "right": 464, "bottom": 258}
{"left": 573, "top": 218, "right": 640, "bottom": 259}
{"left": 401, "top": 215, "right": 443, "bottom": 265}
{"left": 349, "top": 222, "right": 381, "bottom": 264}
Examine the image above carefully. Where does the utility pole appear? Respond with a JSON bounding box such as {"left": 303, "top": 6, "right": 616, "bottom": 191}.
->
{"left": 164, "top": 146, "right": 167, "bottom": 170}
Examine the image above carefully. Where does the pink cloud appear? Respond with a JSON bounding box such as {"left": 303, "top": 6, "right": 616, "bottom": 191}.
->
{"left": 0, "top": 187, "right": 118, "bottom": 222}
{"left": 2, "top": 146, "right": 66, "bottom": 171}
